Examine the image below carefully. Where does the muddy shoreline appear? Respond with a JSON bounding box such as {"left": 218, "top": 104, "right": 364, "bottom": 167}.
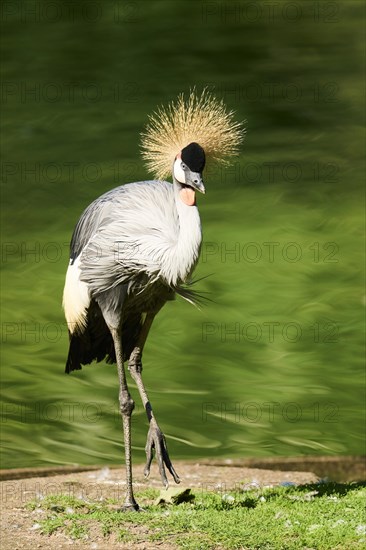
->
{"left": 1, "top": 455, "right": 364, "bottom": 483}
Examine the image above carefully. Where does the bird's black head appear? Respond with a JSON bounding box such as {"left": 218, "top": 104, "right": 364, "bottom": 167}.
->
{"left": 181, "top": 142, "right": 206, "bottom": 173}
{"left": 173, "top": 142, "right": 206, "bottom": 199}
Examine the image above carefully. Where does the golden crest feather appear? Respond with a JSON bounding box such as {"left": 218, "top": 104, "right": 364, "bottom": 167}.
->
{"left": 141, "top": 89, "right": 245, "bottom": 180}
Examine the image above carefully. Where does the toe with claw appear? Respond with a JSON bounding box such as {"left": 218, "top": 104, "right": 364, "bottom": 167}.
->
{"left": 144, "top": 418, "right": 180, "bottom": 487}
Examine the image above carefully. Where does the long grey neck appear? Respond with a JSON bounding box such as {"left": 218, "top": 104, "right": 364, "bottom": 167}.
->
{"left": 170, "top": 177, "right": 202, "bottom": 284}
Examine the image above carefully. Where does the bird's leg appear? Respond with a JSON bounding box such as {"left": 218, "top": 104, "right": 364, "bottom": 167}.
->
{"left": 110, "top": 328, "right": 139, "bottom": 511}
{"left": 128, "top": 315, "right": 180, "bottom": 488}
{"left": 129, "top": 348, "right": 180, "bottom": 487}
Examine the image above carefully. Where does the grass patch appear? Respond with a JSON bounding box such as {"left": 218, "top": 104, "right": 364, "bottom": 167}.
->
{"left": 26, "top": 482, "right": 366, "bottom": 549}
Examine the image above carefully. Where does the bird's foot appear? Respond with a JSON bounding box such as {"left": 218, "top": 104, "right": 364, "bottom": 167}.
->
{"left": 144, "top": 419, "right": 180, "bottom": 487}
{"left": 119, "top": 498, "right": 141, "bottom": 512}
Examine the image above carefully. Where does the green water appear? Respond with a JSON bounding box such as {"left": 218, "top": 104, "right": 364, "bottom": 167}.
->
{"left": 1, "top": 1, "right": 364, "bottom": 469}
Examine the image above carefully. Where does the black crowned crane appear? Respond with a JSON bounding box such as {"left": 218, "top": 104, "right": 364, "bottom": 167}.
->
{"left": 63, "top": 90, "right": 244, "bottom": 510}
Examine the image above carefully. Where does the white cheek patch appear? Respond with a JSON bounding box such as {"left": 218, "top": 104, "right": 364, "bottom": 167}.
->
{"left": 173, "top": 158, "right": 186, "bottom": 184}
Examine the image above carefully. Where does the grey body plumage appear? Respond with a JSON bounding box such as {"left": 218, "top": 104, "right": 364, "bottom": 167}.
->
{"left": 65, "top": 179, "right": 201, "bottom": 371}
{"left": 63, "top": 91, "right": 244, "bottom": 510}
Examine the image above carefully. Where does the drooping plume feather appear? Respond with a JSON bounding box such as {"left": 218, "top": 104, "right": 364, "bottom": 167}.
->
{"left": 141, "top": 89, "right": 245, "bottom": 180}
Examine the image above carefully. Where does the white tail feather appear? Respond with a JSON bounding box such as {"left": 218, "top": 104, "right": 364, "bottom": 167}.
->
{"left": 62, "top": 257, "right": 90, "bottom": 333}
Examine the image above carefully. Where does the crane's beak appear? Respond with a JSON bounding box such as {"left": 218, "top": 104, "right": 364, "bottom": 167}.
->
{"left": 185, "top": 170, "right": 206, "bottom": 194}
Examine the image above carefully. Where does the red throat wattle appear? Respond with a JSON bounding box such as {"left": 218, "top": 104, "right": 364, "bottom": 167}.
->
{"left": 179, "top": 187, "right": 196, "bottom": 206}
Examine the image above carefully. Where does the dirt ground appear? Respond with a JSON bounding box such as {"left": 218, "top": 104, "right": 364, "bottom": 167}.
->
{"left": 0, "top": 457, "right": 364, "bottom": 550}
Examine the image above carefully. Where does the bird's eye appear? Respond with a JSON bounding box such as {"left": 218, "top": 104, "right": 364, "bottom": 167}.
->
{"left": 181, "top": 163, "right": 187, "bottom": 170}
